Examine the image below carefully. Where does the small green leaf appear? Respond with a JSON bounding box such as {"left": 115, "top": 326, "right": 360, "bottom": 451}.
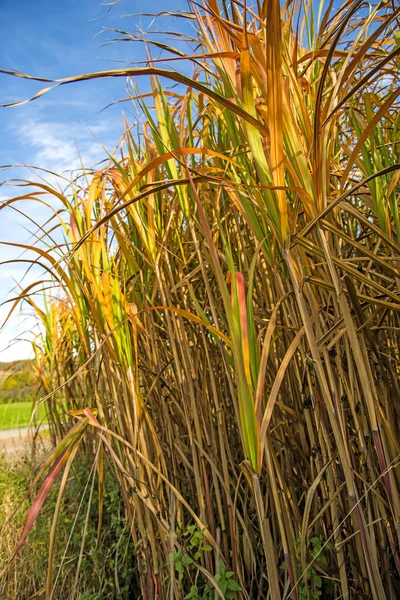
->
{"left": 227, "top": 578, "right": 242, "bottom": 591}
{"left": 314, "top": 575, "right": 322, "bottom": 588}
{"left": 310, "top": 537, "right": 321, "bottom": 545}
{"left": 185, "top": 585, "right": 198, "bottom": 599}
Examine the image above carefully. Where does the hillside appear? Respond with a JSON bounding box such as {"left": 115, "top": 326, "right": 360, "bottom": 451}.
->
{"left": 0, "top": 360, "right": 37, "bottom": 404}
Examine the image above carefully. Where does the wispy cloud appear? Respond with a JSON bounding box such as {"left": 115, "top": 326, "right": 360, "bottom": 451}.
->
{"left": 15, "top": 117, "right": 114, "bottom": 176}
{"left": 1, "top": 115, "right": 120, "bottom": 359}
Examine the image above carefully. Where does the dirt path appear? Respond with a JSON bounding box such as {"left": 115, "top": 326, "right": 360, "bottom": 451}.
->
{"left": 0, "top": 426, "right": 50, "bottom": 458}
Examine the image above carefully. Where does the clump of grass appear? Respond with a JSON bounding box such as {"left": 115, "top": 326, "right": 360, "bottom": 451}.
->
{"left": 1, "top": 1, "right": 400, "bottom": 599}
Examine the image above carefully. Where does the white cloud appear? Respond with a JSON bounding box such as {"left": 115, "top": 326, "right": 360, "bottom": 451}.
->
{"left": 0, "top": 272, "right": 43, "bottom": 361}
{"left": 15, "top": 118, "right": 112, "bottom": 177}
{"left": 1, "top": 115, "right": 119, "bottom": 360}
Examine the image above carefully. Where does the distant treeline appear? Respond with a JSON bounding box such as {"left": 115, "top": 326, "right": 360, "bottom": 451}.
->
{"left": 0, "top": 360, "right": 37, "bottom": 404}
{"left": 0, "top": 359, "right": 34, "bottom": 373}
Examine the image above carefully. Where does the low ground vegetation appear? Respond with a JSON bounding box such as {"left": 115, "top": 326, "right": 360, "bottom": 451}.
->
{"left": 0, "top": 456, "right": 138, "bottom": 599}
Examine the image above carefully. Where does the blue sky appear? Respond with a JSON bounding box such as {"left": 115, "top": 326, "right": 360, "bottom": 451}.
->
{"left": 0, "top": 0, "right": 189, "bottom": 360}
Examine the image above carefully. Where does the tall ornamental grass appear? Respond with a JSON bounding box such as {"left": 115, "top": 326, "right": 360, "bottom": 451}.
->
{"left": 1, "top": 1, "right": 400, "bottom": 598}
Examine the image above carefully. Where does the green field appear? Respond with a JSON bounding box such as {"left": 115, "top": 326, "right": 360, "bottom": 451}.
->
{"left": 0, "top": 402, "right": 47, "bottom": 431}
